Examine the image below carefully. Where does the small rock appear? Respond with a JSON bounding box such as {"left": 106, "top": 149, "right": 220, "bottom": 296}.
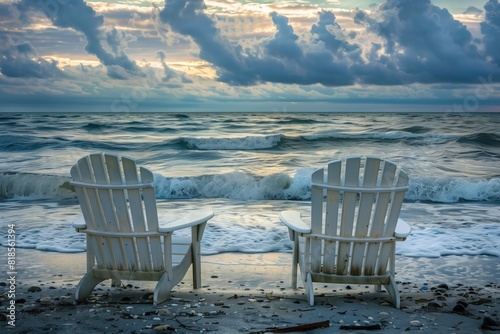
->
{"left": 154, "top": 324, "right": 174, "bottom": 331}
{"left": 410, "top": 320, "right": 422, "bottom": 327}
{"left": 481, "top": 317, "right": 500, "bottom": 330}
{"left": 158, "top": 309, "right": 170, "bottom": 316}
{"left": 142, "top": 293, "right": 154, "bottom": 300}
{"left": 39, "top": 297, "right": 52, "bottom": 303}
{"left": 427, "top": 302, "right": 442, "bottom": 309}
{"left": 214, "top": 301, "right": 224, "bottom": 306}
{"left": 28, "top": 286, "right": 42, "bottom": 293}
{"left": 452, "top": 303, "right": 469, "bottom": 315}
{"left": 437, "top": 283, "right": 449, "bottom": 290}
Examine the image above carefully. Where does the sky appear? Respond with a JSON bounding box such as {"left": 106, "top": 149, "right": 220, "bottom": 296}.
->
{"left": 0, "top": 0, "right": 499, "bottom": 112}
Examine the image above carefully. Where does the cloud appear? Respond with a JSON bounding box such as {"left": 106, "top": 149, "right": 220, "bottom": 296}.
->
{"left": 15, "top": 0, "right": 143, "bottom": 79}
{"left": 481, "top": 0, "right": 500, "bottom": 67}
{"left": 463, "top": 6, "right": 483, "bottom": 15}
{"left": 0, "top": 34, "right": 67, "bottom": 78}
{"left": 353, "top": 0, "right": 500, "bottom": 84}
{"left": 157, "top": 50, "right": 193, "bottom": 87}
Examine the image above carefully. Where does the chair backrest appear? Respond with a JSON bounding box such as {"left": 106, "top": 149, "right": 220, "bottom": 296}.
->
{"left": 308, "top": 156, "right": 408, "bottom": 277}
{"left": 70, "top": 153, "right": 165, "bottom": 272}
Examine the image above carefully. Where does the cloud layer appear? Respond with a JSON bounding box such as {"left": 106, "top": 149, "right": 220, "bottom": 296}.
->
{"left": 157, "top": 0, "right": 500, "bottom": 86}
{"left": 0, "top": 0, "right": 499, "bottom": 111}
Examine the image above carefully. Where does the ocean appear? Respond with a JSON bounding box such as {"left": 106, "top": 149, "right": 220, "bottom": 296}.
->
{"left": 0, "top": 112, "right": 499, "bottom": 258}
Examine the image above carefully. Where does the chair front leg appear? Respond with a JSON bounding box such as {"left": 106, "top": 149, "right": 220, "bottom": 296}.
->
{"left": 191, "top": 222, "right": 206, "bottom": 289}
{"left": 291, "top": 231, "right": 299, "bottom": 289}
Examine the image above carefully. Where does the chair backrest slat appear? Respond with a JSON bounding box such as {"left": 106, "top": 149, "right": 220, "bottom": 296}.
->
{"left": 322, "top": 161, "right": 341, "bottom": 274}
{"left": 310, "top": 168, "right": 325, "bottom": 273}
{"left": 141, "top": 166, "right": 164, "bottom": 270}
{"left": 336, "top": 157, "right": 360, "bottom": 275}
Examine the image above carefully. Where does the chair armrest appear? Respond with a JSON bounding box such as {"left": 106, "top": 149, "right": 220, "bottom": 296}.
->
{"left": 72, "top": 215, "right": 87, "bottom": 230}
{"left": 158, "top": 209, "right": 214, "bottom": 233}
{"left": 394, "top": 218, "right": 411, "bottom": 239}
{"left": 279, "top": 210, "right": 311, "bottom": 234}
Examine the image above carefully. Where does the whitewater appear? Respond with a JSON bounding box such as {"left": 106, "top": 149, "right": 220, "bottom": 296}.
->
{"left": 0, "top": 112, "right": 499, "bottom": 258}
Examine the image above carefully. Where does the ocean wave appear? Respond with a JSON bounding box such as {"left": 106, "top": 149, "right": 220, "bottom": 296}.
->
{"left": 303, "top": 131, "right": 457, "bottom": 143}
{"left": 179, "top": 132, "right": 457, "bottom": 151}
{"left": 182, "top": 135, "right": 283, "bottom": 150}
{"left": 0, "top": 172, "right": 75, "bottom": 200}
{"left": 2, "top": 170, "right": 499, "bottom": 203}
{"left": 0, "top": 135, "right": 68, "bottom": 152}
{"left": 406, "top": 177, "right": 500, "bottom": 203}
{"left": 458, "top": 132, "right": 500, "bottom": 147}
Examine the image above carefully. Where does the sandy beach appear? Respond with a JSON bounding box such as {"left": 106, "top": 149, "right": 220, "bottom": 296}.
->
{"left": 1, "top": 249, "right": 499, "bottom": 333}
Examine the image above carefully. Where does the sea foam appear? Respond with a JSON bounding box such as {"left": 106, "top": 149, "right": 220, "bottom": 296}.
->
{"left": 183, "top": 134, "right": 282, "bottom": 150}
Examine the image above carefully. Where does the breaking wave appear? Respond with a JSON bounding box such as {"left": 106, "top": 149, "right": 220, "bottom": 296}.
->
{"left": 1, "top": 171, "right": 499, "bottom": 203}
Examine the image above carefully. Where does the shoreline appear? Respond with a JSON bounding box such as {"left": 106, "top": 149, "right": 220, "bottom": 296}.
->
{"left": 1, "top": 250, "right": 499, "bottom": 333}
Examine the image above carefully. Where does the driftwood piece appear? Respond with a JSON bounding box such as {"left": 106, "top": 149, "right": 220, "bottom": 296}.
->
{"left": 340, "top": 323, "right": 382, "bottom": 330}
{"left": 251, "top": 320, "right": 330, "bottom": 333}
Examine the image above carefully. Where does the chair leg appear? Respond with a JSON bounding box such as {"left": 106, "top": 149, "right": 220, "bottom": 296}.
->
{"left": 291, "top": 236, "right": 299, "bottom": 289}
{"left": 74, "top": 269, "right": 105, "bottom": 301}
{"left": 191, "top": 225, "right": 203, "bottom": 289}
{"left": 111, "top": 278, "right": 122, "bottom": 287}
{"left": 154, "top": 272, "right": 173, "bottom": 305}
{"left": 305, "top": 272, "right": 314, "bottom": 306}
{"left": 383, "top": 275, "right": 400, "bottom": 309}
{"left": 192, "top": 244, "right": 201, "bottom": 289}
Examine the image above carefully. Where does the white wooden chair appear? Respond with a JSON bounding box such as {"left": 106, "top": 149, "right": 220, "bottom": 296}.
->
{"left": 70, "top": 153, "right": 213, "bottom": 305}
{"left": 279, "top": 156, "right": 411, "bottom": 308}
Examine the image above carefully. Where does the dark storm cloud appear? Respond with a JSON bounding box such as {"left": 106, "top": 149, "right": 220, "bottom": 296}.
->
{"left": 353, "top": 0, "right": 498, "bottom": 84}
{"left": 0, "top": 34, "right": 67, "bottom": 78}
{"left": 15, "top": 0, "right": 142, "bottom": 79}
{"left": 481, "top": 0, "right": 500, "bottom": 67}
{"left": 159, "top": 0, "right": 500, "bottom": 87}
{"left": 158, "top": 0, "right": 354, "bottom": 86}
